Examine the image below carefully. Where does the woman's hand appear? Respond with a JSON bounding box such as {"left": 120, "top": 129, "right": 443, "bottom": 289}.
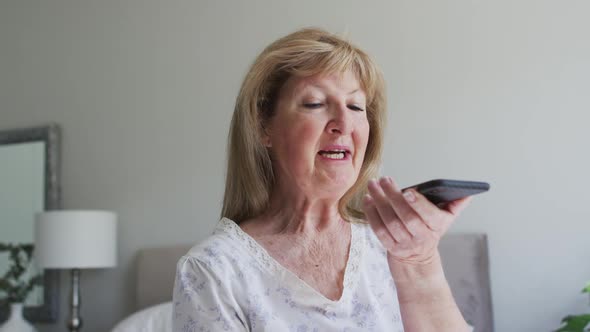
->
{"left": 362, "top": 177, "right": 474, "bottom": 331}
{"left": 362, "top": 176, "right": 471, "bottom": 267}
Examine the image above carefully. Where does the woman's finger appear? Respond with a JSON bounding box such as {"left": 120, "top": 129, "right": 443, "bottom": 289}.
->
{"left": 367, "top": 179, "right": 412, "bottom": 243}
{"left": 362, "top": 194, "right": 397, "bottom": 250}
{"left": 367, "top": 179, "right": 398, "bottom": 223}
{"left": 400, "top": 188, "right": 448, "bottom": 232}
{"left": 379, "top": 177, "right": 423, "bottom": 237}
{"left": 445, "top": 196, "right": 472, "bottom": 216}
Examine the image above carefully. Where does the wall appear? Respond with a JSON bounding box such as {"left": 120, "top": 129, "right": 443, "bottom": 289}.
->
{"left": 1, "top": 1, "right": 589, "bottom": 331}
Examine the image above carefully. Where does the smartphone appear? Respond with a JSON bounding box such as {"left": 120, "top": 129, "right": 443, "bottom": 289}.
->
{"left": 402, "top": 179, "right": 490, "bottom": 205}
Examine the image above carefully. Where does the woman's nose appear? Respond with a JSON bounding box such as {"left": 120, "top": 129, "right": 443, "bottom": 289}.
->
{"left": 326, "top": 104, "right": 352, "bottom": 135}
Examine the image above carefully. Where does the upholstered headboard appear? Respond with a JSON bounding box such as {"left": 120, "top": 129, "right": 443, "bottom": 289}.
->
{"left": 439, "top": 234, "right": 494, "bottom": 332}
{"left": 135, "top": 233, "right": 493, "bottom": 331}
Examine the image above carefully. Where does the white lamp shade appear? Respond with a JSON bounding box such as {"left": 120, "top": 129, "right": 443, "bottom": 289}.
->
{"left": 35, "top": 210, "right": 117, "bottom": 269}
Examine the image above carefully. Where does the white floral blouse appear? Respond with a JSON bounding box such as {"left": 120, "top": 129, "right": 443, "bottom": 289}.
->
{"left": 172, "top": 217, "right": 405, "bottom": 331}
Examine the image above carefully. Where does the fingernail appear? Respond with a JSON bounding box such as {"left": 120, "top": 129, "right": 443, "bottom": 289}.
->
{"left": 403, "top": 190, "right": 416, "bottom": 203}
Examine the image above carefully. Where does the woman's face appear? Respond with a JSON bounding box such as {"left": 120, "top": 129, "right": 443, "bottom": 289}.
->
{"left": 264, "top": 70, "right": 370, "bottom": 200}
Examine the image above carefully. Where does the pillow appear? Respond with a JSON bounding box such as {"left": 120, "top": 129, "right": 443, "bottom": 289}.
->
{"left": 111, "top": 302, "right": 172, "bottom": 332}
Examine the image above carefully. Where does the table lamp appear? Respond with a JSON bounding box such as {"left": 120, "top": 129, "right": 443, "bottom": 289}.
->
{"left": 35, "top": 210, "right": 117, "bottom": 332}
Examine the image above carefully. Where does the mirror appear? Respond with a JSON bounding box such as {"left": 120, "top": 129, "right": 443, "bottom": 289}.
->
{"left": 0, "top": 124, "right": 60, "bottom": 323}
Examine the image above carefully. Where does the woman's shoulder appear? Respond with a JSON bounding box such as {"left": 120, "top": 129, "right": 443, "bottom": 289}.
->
{"left": 179, "top": 218, "right": 246, "bottom": 271}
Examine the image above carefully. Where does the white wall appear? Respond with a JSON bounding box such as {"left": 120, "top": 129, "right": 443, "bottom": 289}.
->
{"left": 1, "top": 1, "right": 589, "bottom": 331}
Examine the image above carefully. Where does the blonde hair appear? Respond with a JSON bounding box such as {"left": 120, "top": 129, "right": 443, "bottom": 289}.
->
{"left": 222, "top": 27, "right": 386, "bottom": 223}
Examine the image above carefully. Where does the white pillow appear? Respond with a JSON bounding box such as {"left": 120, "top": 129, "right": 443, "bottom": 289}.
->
{"left": 111, "top": 301, "right": 172, "bottom": 332}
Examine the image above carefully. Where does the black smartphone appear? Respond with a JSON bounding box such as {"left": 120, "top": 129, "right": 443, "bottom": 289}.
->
{"left": 402, "top": 179, "right": 490, "bottom": 205}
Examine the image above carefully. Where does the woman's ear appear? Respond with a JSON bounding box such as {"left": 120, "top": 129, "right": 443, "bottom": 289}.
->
{"left": 260, "top": 125, "right": 272, "bottom": 148}
{"left": 261, "top": 134, "right": 272, "bottom": 148}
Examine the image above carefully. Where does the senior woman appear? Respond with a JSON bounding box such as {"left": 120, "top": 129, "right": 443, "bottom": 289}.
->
{"left": 173, "top": 28, "right": 472, "bottom": 331}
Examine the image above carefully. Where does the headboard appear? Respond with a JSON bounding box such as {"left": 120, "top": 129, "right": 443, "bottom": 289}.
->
{"left": 135, "top": 233, "right": 493, "bottom": 331}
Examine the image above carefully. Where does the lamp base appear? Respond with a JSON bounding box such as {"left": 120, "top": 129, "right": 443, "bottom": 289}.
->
{"left": 67, "top": 269, "right": 82, "bottom": 332}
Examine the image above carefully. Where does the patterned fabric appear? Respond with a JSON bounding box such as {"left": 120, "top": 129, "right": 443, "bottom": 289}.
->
{"left": 172, "top": 218, "right": 404, "bottom": 331}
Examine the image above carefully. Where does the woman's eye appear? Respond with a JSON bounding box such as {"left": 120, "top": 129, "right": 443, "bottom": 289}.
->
{"left": 348, "top": 104, "right": 365, "bottom": 112}
{"left": 303, "top": 103, "right": 323, "bottom": 109}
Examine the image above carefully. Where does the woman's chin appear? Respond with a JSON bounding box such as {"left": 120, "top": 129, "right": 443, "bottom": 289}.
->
{"left": 315, "top": 177, "right": 356, "bottom": 198}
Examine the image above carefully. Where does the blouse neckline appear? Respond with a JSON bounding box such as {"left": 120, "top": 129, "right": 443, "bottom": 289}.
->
{"left": 216, "top": 217, "right": 364, "bottom": 306}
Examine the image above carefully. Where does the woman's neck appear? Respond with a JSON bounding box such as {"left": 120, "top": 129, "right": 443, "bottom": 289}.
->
{"left": 244, "top": 185, "right": 347, "bottom": 237}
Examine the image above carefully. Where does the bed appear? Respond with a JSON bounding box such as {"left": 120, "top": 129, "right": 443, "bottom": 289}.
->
{"left": 112, "top": 233, "right": 494, "bottom": 331}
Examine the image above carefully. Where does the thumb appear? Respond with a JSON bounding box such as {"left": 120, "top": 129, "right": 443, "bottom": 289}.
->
{"left": 445, "top": 196, "right": 472, "bottom": 216}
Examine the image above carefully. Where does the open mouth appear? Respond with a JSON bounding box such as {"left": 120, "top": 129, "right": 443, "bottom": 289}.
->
{"left": 318, "top": 149, "right": 350, "bottom": 160}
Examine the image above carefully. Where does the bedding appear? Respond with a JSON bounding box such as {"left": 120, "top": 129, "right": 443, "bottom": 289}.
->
{"left": 111, "top": 301, "right": 172, "bottom": 332}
